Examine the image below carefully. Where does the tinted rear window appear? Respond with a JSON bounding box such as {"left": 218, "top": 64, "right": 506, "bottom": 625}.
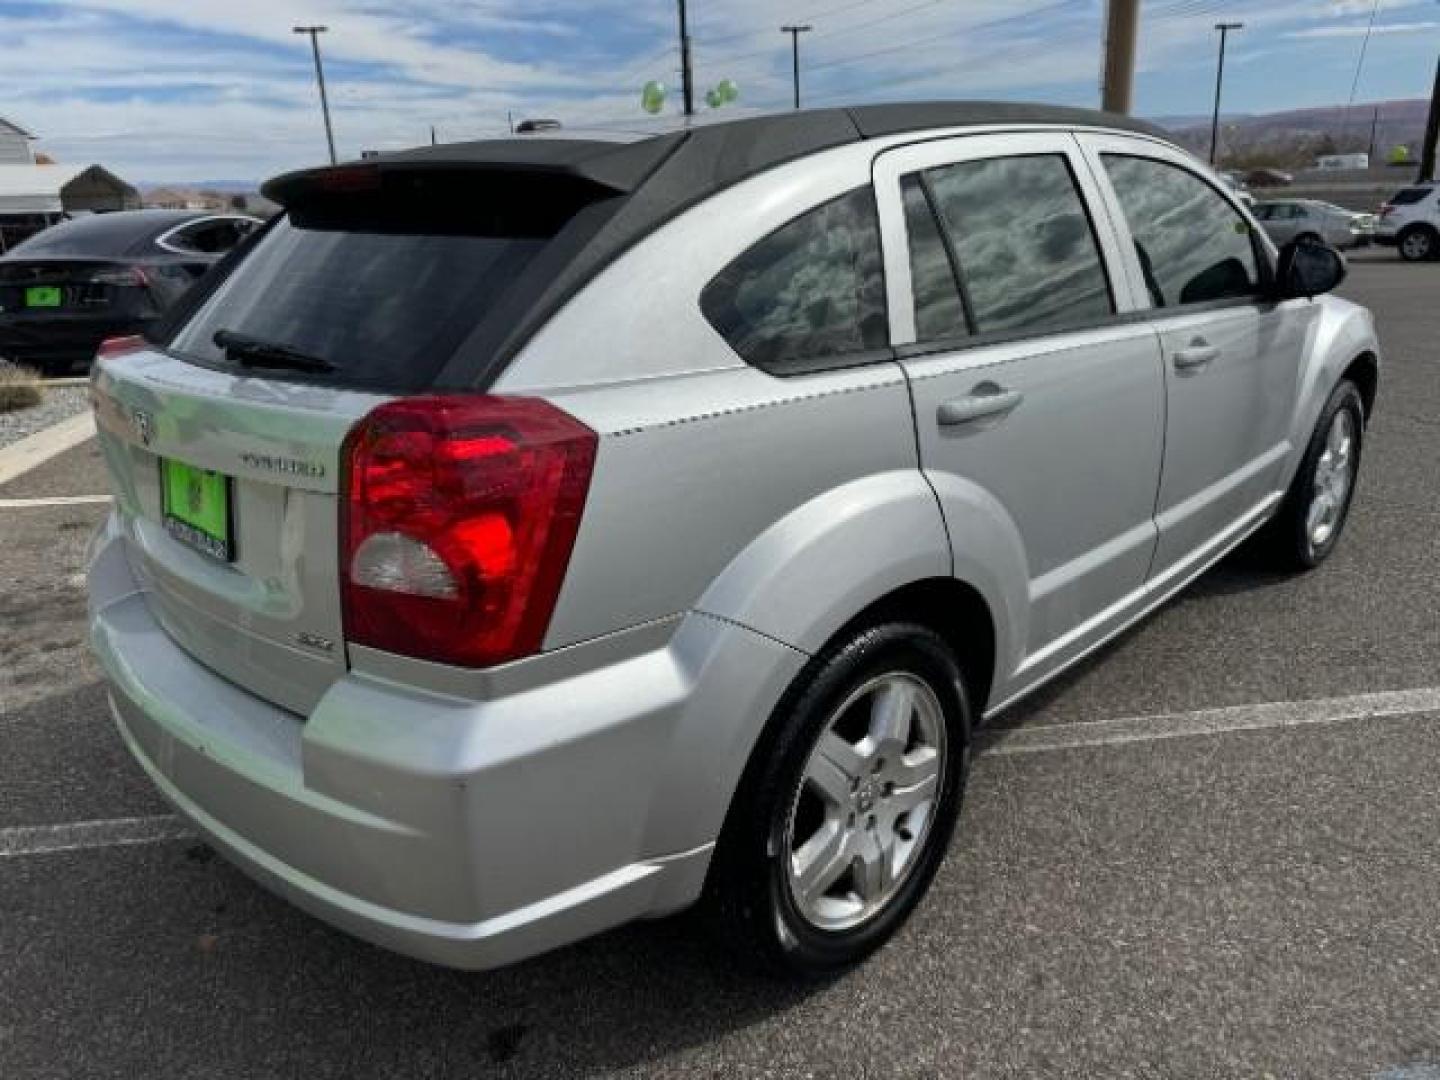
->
{"left": 164, "top": 169, "right": 606, "bottom": 392}
{"left": 11, "top": 213, "right": 183, "bottom": 257}
{"left": 1390, "top": 187, "right": 1434, "bottom": 206}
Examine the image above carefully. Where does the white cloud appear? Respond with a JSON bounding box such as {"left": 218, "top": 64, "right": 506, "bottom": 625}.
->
{"left": 1288, "top": 20, "right": 1440, "bottom": 37}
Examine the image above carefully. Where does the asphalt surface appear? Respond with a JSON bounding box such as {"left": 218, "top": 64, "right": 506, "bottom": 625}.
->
{"left": 1, "top": 250, "right": 1438, "bottom": 1078}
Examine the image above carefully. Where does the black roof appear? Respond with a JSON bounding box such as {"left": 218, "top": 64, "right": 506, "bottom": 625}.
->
{"left": 3, "top": 209, "right": 212, "bottom": 260}
{"left": 259, "top": 102, "right": 1174, "bottom": 389}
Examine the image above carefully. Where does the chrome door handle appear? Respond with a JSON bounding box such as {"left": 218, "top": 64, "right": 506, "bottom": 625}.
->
{"left": 937, "top": 383, "right": 1024, "bottom": 427}
{"left": 1174, "top": 338, "right": 1219, "bottom": 371}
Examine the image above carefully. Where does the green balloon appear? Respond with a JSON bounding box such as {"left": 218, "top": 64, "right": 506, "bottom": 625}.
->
{"left": 717, "top": 78, "right": 739, "bottom": 104}
{"left": 641, "top": 80, "right": 666, "bottom": 115}
{"left": 705, "top": 88, "right": 722, "bottom": 109}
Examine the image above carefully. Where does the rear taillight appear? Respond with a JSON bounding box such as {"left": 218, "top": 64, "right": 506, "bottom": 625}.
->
{"left": 96, "top": 335, "right": 147, "bottom": 360}
{"left": 89, "top": 266, "right": 149, "bottom": 287}
{"left": 340, "top": 395, "right": 597, "bottom": 669}
{"left": 1378, "top": 204, "right": 1393, "bottom": 219}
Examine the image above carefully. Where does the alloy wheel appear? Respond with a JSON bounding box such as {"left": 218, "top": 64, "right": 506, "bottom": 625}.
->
{"left": 1306, "top": 407, "right": 1356, "bottom": 553}
{"left": 784, "top": 672, "right": 948, "bottom": 932}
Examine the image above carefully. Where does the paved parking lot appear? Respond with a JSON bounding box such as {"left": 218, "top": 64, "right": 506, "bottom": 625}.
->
{"left": 2, "top": 251, "right": 1438, "bottom": 1078}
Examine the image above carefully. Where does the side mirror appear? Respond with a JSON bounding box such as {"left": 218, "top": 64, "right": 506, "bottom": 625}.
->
{"left": 1275, "top": 239, "right": 1347, "bottom": 300}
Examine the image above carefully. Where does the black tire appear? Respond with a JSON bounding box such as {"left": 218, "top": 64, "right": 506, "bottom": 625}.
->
{"left": 1266, "top": 379, "right": 1365, "bottom": 570}
{"left": 704, "top": 621, "right": 972, "bottom": 979}
{"left": 1398, "top": 224, "right": 1438, "bottom": 263}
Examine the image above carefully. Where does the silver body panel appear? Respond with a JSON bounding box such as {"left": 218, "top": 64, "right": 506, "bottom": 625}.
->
{"left": 88, "top": 118, "right": 1381, "bottom": 970}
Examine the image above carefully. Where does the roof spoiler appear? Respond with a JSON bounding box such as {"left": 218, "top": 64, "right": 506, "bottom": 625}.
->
{"left": 262, "top": 133, "right": 687, "bottom": 209}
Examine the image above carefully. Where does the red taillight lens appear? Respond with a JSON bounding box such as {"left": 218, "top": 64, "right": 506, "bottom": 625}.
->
{"left": 89, "top": 266, "right": 149, "bottom": 287}
{"left": 96, "top": 335, "right": 147, "bottom": 360}
{"left": 340, "top": 395, "right": 597, "bottom": 668}
{"left": 1378, "top": 204, "right": 1393, "bottom": 218}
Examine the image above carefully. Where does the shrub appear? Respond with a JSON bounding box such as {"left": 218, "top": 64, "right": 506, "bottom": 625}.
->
{"left": 0, "top": 363, "right": 45, "bottom": 413}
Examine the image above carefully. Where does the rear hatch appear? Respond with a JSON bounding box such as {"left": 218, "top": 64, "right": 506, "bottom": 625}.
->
{"left": 0, "top": 260, "right": 160, "bottom": 323}
{"left": 91, "top": 163, "right": 615, "bottom": 715}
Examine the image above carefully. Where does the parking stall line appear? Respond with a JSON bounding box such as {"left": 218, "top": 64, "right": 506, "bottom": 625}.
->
{"left": 0, "top": 411, "right": 95, "bottom": 486}
{"left": 0, "top": 815, "right": 192, "bottom": 859}
{"left": 982, "top": 686, "right": 1440, "bottom": 756}
{"left": 0, "top": 495, "right": 111, "bottom": 509}
{"left": 2, "top": 689, "right": 1438, "bottom": 860}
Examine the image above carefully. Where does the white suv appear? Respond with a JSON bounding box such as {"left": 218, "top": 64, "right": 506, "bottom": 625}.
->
{"left": 1376, "top": 182, "right": 1440, "bottom": 261}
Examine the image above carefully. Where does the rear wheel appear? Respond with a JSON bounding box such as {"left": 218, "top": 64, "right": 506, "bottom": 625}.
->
{"left": 705, "top": 622, "right": 972, "bottom": 979}
{"left": 1398, "top": 225, "right": 1438, "bottom": 262}
{"left": 1266, "top": 379, "right": 1364, "bottom": 570}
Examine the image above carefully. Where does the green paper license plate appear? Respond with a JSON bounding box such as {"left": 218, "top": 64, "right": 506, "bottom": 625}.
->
{"left": 24, "top": 286, "right": 62, "bottom": 308}
{"left": 160, "top": 459, "right": 233, "bottom": 561}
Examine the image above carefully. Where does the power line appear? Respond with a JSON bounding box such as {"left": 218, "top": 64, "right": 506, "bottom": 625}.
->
{"left": 1337, "top": 0, "right": 1382, "bottom": 146}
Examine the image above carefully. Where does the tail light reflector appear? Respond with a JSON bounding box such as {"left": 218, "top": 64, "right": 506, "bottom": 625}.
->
{"left": 340, "top": 395, "right": 597, "bottom": 668}
{"left": 96, "top": 335, "right": 148, "bottom": 361}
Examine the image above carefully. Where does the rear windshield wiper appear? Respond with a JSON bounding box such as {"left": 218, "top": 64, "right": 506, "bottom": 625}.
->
{"left": 213, "top": 329, "right": 335, "bottom": 374}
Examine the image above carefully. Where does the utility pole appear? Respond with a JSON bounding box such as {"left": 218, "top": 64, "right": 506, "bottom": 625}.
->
{"left": 677, "top": 0, "right": 695, "bottom": 118}
{"left": 430, "top": 124, "right": 437, "bottom": 146}
{"left": 1101, "top": 0, "right": 1140, "bottom": 115}
{"left": 781, "top": 25, "right": 813, "bottom": 110}
{"left": 1368, "top": 105, "right": 1380, "bottom": 162}
{"left": 293, "top": 25, "right": 337, "bottom": 164}
{"left": 1209, "top": 22, "right": 1243, "bottom": 166}
{"left": 1421, "top": 55, "right": 1440, "bottom": 182}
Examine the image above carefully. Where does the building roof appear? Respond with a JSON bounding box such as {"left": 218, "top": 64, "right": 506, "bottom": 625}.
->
{"left": 257, "top": 101, "right": 1176, "bottom": 390}
{"left": 0, "top": 116, "right": 36, "bottom": 139}
{"left": 0, "top": 164, "right": 88, "bottom": 213}
{"left": 0, "top": 164, "right": 137, "bottom": 214}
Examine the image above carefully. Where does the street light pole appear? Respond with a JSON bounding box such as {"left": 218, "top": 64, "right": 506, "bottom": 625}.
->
{"left": 677, "top": 0, "right": 695, "bottom": 118}
{"left": 1101, "top": 0, "right": 1140, "bottom": 115}
{"left": 781, "top": 25, "right": 813, "bottom": 110}
{"left": 293, "top": 25, "right": 337, "bottom": 164}
{"left": 1209, "top": 21, "right": 1243, "bottom": 166}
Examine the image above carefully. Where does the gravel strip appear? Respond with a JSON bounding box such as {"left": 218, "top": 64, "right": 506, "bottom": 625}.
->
{"left": 0, "top": 385, "right": 91, "bottom": 451}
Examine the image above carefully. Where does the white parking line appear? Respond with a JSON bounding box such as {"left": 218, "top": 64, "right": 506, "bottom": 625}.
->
{"left": 0, "top": 494, "right": 111, "bottom": 508}
{"left": 0, "top": 815, "right": 191, "bottom": 858}
{"left": 982, "top": 686, "right": 1440, "bottom": 756}
{"left": 0, "top": 411, "right": 95, "bottom": 486}
{"left": 3, "top": 688, "right": 1439, "bottom": 860}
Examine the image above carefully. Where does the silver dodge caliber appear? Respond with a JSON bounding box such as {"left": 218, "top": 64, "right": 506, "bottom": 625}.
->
{"left": 88, "top": 102, "right": 1380, "bottom": 978}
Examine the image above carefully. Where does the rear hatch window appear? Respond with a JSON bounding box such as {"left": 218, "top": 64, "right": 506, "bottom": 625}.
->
{"left": 163, "top": 168, "right": 605, "bottom": 393}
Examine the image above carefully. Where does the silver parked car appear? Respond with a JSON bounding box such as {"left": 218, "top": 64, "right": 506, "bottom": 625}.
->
{"left": 88, "top": 103, "right": 1380, "bottom": 978}
{"left": 1252, "top": 199, "right": 1372, "bottom": 250}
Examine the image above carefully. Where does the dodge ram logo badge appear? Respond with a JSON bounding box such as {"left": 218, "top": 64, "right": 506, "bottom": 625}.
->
{"left": 131, "top": 409, "right": 154, "bottom": 447}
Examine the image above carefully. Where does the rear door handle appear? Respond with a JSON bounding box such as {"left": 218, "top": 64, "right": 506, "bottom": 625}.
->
{"left": 1173, "top": 338, "right": 1220, "bottom": 371}
{"left": 937, "top": 383, "right": 1024, "bottom": 427}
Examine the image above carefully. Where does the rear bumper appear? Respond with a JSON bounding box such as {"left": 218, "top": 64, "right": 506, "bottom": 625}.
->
{"left": 86, "top": 516, "right": 759, "bottom": 970}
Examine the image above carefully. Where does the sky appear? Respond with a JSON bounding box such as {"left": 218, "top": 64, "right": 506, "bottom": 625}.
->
{"left": 1, "top": 0, "right": 1437, "bottom": 183}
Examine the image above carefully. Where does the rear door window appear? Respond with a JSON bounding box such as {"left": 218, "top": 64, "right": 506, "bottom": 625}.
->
{"left": 161, "top": 218, "right": 256, "bottom": 255}
{"left": 1389, "top": 187, "right": 1433, "bottom": 206}
{"left": 699, "top": 187, "right": 888, "bottom": 374}
{"left": 1102, "top": 154, "right": 1261, "bottom": 308}
{"left": 900, "top": 175, "right": 969, "bottom": 343}
{"left": 915, "top": 154, "right": 1114, "bottom": 336}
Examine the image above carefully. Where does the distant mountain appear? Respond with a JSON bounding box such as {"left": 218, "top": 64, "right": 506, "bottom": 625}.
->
{"left": 1152, "top": 98, "right": 1429, "bottom": 167}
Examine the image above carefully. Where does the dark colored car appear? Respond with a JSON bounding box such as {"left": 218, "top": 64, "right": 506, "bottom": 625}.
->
{"left": 0, "top": 210, "right": 260, "bottom": 374}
